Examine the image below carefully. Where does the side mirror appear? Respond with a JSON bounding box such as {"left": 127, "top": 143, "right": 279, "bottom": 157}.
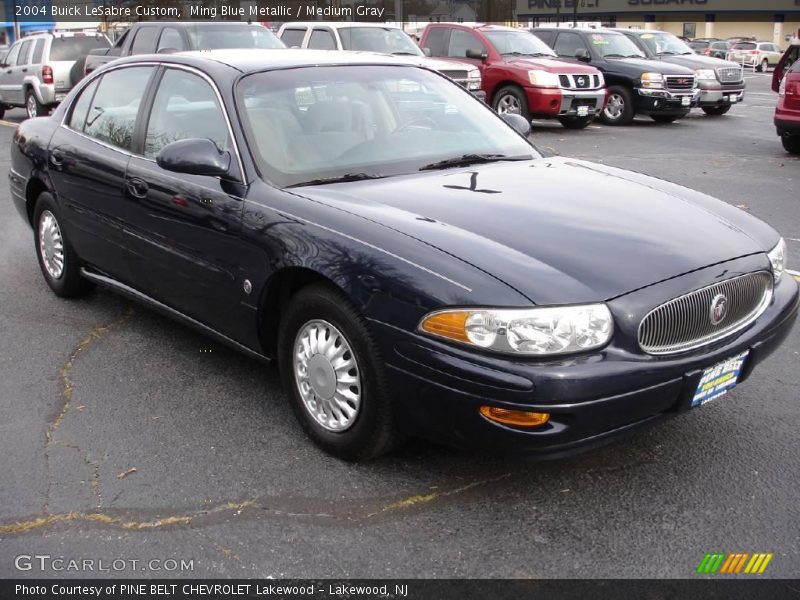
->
{"left": 156, "top": 138, "right": 231, "bottom": 177}
{"left": 466, "top": 48, "right": 487, "bottom": 60}
{"left": 501, "top": 113, "right": 531, "bottom": 137}
{"left": 575, "top": 48, "right": 591, "bottom": 62}
{"left": 422, "top": 47, "right": 432, "bottom": 57}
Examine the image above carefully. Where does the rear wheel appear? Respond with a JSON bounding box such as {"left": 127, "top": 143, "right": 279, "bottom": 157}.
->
{"left": 558, "top": 116, "right": 593, "bottom": 129}
{"left": 600, "top": 86, "right": 635, "bottom": 126}
{"left": 702, "top": 105, "right": 732, "bottom": 116}
{"left": 492, "top": 85, "right": 530, "bottom": 121}
{"left": 25, "top": 89, "right": 47, "bottom": 119}
{"left": 782, "top": 133, "right": 800, "bottom": 154}
{"left": 650, "top": 114, "right": 680, "bottom": 124}
{"left": 277, "top": 284, "right": 402, "bottom": 461}
{"left": 759, "top": 58, "right": 769, "bottom": 72}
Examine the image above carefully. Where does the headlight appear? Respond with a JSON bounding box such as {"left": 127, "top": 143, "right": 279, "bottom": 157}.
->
{"left": 768, "top": 238, "right": 787, "bottom": 283}
{"left": 640, "top": 72, "right": 664, "bottom": 88}
{"left": 694, "top": 69, "right": 717, "bottom": 81}
{"left": 467, "top": 69, "right": 482, "bottom": 90}
{"left": 419, "top": 304, "right": 614, "bottom": 356}
{"left": 596, "top": 72, "right": 605, "bottom": 87}
{"left": 528, "top": 70, "right": 560, "bottom": 88}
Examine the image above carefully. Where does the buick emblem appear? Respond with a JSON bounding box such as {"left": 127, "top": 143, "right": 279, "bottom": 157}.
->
{"left": 709, "top": 294, "right": 728, "bottom": 325}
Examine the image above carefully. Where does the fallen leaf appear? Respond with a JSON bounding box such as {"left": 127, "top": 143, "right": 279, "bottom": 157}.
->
{"left": 736, "top": 204, "right": 750, "bottom": 211}
{"left": 117, "top": 468, "right": 137, "bottom": 480}
{"left": 76, "top": 405, "right": 86, "bottom": 411}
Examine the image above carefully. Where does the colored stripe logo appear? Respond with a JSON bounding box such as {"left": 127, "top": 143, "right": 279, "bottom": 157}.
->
{"left": 696, "top": 552, "right": 773, "bottom": 574}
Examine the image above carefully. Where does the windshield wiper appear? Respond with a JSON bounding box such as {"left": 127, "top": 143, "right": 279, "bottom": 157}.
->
{"left": 420, "top": 154, "right": 530, "bottom": 171}
{"left": 392, "top": 51, "right": 419, "bottom": 56}
{"left": 288, "top": 173, "right": 385, "bottom": 188}
{"left": 604, "top": 53, "right": 626, "bottom": 58}
{"left": 657, "top": 51, "right": 677, "bottom": 55}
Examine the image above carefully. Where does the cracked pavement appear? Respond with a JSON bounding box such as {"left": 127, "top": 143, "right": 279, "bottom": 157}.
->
{"left": 0, "top": 73, "right": 798, "bottom": 578}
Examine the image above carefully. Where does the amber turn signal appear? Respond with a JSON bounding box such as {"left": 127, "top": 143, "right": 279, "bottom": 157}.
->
{"left": 419, "top": 311, "right": 470, "bottom": 343}
{"left": 479, "top": 406, "right": 550, "bottom": 428}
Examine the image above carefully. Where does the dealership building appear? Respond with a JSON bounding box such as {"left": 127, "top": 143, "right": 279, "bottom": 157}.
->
{"left": 515, "top": 0, "right": 800, "bottom": 46}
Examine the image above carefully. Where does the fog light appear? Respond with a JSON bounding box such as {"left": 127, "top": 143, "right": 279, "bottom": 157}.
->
{"left": 480, "top": 406, "right": 550, "bottom": 428}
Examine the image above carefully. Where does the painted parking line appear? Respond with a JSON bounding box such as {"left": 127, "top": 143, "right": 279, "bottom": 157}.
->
{"left": 788, "top": 269, "right": 800, "bottom": 283}
{"left": 0, "top": 120, "right": 18, "bottom": 128}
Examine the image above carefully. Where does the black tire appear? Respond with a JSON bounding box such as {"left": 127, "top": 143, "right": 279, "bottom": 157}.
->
{"left": 600, "top": 85, "right": 635, "bottom": 126}
{"left": 33, "top": 192, "right": 93, "bottom": 298}
{"left": 558, "top": 116, "right": 593, "bottom": 129}
{"left": 702, "top": 105, "right": 731, "bottom": 116}
{"left": 650, "top": 114, "right": 679, "bottom": 124}
{"left": 0, "top": 105, "right": 5, "bottom": 120}
{"left": 69, "top": 56, "right": 88, "bottom": 86}
{"left": 277, "top": 283, "right": 402, "bottom": 461}
{"left": 25, "top": 88, "right": 47, "bottom": 119}
{"left": 759, "top": 58, "right": 769, "bottom": 73}
{"left": 782, "top": 133, "right": 800, "bottom": 155}
{"left": 492, "top": 85, "right": 530, "bottom": 121}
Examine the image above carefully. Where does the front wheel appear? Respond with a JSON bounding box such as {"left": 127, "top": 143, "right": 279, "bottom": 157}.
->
{"left": 650, "top": 114, "right": 680, "bottom": 124}
{"left": 782, "top": 133, "right": 800, "bottom": 154}
{"left": 558, "top": 116, "right": 593, "bottom": 130}
{"left": 277, "top": 284, "right": 402, "bottom": 461}
{"left": 599, "top": 86, "right": 635, "bottom": 126}
{"left": 25, "top": 89, "right": 47, "bottom": 119}
{"left": 702, "top": 105, "right": 731, "bottom": 116}
{"left": 492, "top": 85, "right": 530, "bottom": 121}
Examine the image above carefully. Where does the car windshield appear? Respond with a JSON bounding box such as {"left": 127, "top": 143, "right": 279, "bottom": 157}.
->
{"left": 338, "top": 27, "right": 422, "bottom": 56}
{"left": 638, "top": 32, "right": 694, "bottom": 55}
{"left": 50, "top": 36, "right": 110, "bottom": 61}
{"left": 588, "top": 32, "right": 645, "bottom": 58}
{"left": 187, "top": 25, "right": 284, "bottom": 50}
{"left": 236, "top": 65, "right": 536, "bottom": 188}
{"left": 484, "top": 31, "right": 556, "bottom": 57}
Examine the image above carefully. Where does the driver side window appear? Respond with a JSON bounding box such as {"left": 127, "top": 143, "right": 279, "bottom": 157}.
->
{"left": 554, "top": 32, "right": 587, "bottom": 57}
{"left": 447, "top": 30, "right": 484, "bottom": 58}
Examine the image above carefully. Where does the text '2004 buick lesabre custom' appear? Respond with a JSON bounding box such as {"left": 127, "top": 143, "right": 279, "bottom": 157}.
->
{"left": 9, "top": 49, "right": 798, "bottom": 460}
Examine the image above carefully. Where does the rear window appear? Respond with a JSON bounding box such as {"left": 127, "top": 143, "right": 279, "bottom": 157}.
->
{"left": 733, "top": 42, "right": 756, "bottom": 50}
{"left": 49, "top": 36, "right": 110, "bottom": 61}
{"left": 187, "top": 25, "right": 284, "bottom": 50}
{"left": 689, "top": 41, "right": 709, "bottom": 49}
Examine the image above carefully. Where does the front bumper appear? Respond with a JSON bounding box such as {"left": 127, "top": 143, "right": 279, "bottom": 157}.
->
{"left": 635, "top": 87, "right": 700, "bottom": 114}
{"left": 698, "top": 81, "right": 745, "bottom": 107}
{"left": 372, "top": 272, "right": 798, "bottom": 458}
{"left": 527, "top": 87, "right": 606, "bottom": 118}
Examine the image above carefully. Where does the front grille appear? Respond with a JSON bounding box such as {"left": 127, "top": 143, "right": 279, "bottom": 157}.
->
{"left": 439, "top": 69, "right": 469, "bottom": 83}
{"left": 558, "top": 74, "right": 601, "bottom": 90}
{"left": 664, "top": 75, "right": 696, "bottom": 91}
{"left": 716, "top": 66, "right": 743, "bottom": 83}
{"left": 638, "top": 272, "right": 773, "bottom": 355}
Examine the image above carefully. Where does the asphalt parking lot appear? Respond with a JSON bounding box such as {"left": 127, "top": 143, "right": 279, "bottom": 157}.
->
{"left": 0, "top": 71, "right": 798, "bottom": 579}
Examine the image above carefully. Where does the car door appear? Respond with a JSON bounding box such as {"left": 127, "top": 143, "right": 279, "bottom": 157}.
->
{"left": 123, "top": 66, "right": 248, "bottom": 338}
{"left": 0, "top": 41, "right": 27, "bottom": 105}
{"left": 47, "top": 65, "right": 156, "bottom": 283}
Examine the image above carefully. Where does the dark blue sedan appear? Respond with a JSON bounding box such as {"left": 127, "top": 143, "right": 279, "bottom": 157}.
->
{"left": 9, "top": 50, "right": 798, "bottom": 460}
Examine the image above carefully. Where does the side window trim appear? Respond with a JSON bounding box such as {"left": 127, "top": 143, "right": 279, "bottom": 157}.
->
{"left": 67, "top": 75, "right": 102, "bottom": 132}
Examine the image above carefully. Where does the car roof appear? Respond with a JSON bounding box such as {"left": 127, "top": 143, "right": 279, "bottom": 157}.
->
{"left": 533, "top": 27, "right": 625, "bottom": 35}
{"left": 116, "top": 48, "right": 422, "bottom": 73}
{"left": 282, "top": 22, "right": 403, "bottom": 30}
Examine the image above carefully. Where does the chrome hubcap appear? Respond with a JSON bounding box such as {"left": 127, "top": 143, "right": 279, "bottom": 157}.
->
{"left": 38, "top": 210, "right": 65, "bottom": 279}
{"left": 496, "top": 94, "right": 521, "bottom": 115}
{"left": 604, "top": 93, "right": 624, "bottom": 119}
{"left": 27, "top": 95, "right": 37, "bottom": 118}
{"left": 293, "top": 319, "right": 361, "bottom": 432}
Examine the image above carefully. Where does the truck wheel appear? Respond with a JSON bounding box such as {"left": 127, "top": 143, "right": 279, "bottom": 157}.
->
{"left": 702, "top": 105, "right": 731, "bottom": 116}
{"left": 600, "top": 86, "right": 635, "bottom": 126}
{"left": 558, "top": 116, "right": 593, "bottom": 129}
{"left": 25, "top": 89, "right": 47, "bottom": 119}
{"left": 782, "top": 134, "right": 800, "bottom": 155}
{"left": 650, "top": 114, "right": 679, "bottom": 124}
{"left": 758, "top": 58, "right": 769, "bottom": 73}
{"left": 277, "top": 283, "right": 403, "bottom": 461}
{"left": 493, "top": 85, "right": 530, "bottom": 121}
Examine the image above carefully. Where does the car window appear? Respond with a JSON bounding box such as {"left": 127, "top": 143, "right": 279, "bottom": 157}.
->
{"left": 280, "top": 28, "right": 307, "bottom": 48}
{"left": 157, "top": 27, "right": 185, "bottom": 52}
{"left": 144, "top": 68, "right": 229, "bottom": 160}
{"left": 637, "top": 32, "right": 694, "bottom": 55}
{"left": 424, "top": 27, "right": 447, "bottom": 56}
{"left": 187, "top": 24, "right": 284, "bottom": 49}
{"left": 49, "top": 36, "right": 110, "bottom": 61}
{"left": 734, "top": 42, "right": 756, "bottom": 50}
{"left": 689, "top": 41, "right": 709, "bottom": 50}
{"left": 83, "top": 66, "right": 153, "bottom": 151}
{"left": 16, "top": 41, "right": 32, "bottom": 65}
{"left": 584, "top": 32, "right": 644, "bottom": 58}
{"left": 308, "top": 29, "right": 336, "bottom": 50}
{"left": 67, "top": 77, "right": 100, "bottom": 131}
{"left": 31, "top": 39, "right": 44, "bottom": 63}
{"left": 711, "top": 42, "right": 727, "bottom": 50}
{"left": 4, "top": 42, "right": 20, "bottom": 66}
{"left": 532, "top": 30, "right": 555, "bottom": 47}
{"left": 131, "top": 27, "right": 159, "bottom": 54}
{"left": 447, "top": 29, "right": 484, "bottom": 58}
{"left": 338, "top": 27, "right": 421, "bottom": 55}
{"left": 554, "top": 32, "right": 587, "bottom": 57}
{"left": 484, "top": 30, "right": 556, "bottom": 57}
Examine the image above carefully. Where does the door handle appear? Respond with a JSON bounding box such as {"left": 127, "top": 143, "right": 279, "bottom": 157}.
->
{"left": 126, "top": 178, "right": 149, "bottom": 199}
{"left": 50, "top": 150, "right": 64, "bottom": 167}
{"left": 5, "top": 69, "right": 11, "bottom": 74}
{"left": 21, "top": 68, "right": 26, "bottom": 73}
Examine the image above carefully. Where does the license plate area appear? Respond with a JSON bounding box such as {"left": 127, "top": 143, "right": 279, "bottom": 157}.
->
{"left": 681, "top": 96, "right": 691, "bottom": 106}
{"left": 691, "top": 351, "right": 749, "bottom": 407}
{"left": 577, "top": 105, "right": 590, "bottom": 117}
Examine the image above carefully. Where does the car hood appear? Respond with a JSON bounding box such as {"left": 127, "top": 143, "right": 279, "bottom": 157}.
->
{"left": 293, "top": 158, "right": 774, "bottom": 304}
{"left": 608, "top": 56, "right": 696, "bottom": 75}
{"left": 657, "top": 54, "right": 742, "bottom": 70}
{"left": 506, "top": 56, "right": 598, "bottom": 74}
{"left": 394, "top": 55, "right": 479, "bottom": 74}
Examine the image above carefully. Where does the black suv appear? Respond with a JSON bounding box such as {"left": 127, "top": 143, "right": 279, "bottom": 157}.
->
{"left": 532, "top": 28, "right": 700, "bottom": 125}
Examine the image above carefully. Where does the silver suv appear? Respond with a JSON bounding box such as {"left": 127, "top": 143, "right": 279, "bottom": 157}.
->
{"left": 0, "top": 32, "right": 110, "bottom": 119}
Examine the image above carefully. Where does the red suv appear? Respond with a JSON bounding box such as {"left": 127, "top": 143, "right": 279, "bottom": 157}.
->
{"left": 772, "top": 41, "right": 800, "bottom": 154}
{"left": 420, "top": 24, "right": 606, "bottom": 129}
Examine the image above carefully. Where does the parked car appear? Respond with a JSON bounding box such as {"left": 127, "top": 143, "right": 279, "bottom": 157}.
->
{"left": 615, "top": 29, "right": 744, "bottom": 116}
{"left": 772, "top": 41, "right": 800, "bottom": 153}
{"left": 83, "top": 22, "right": 284, "bottom": 76}
{"left": 689, "top": 40, "right": 732, "bottom": 59}
{"left": 727, "top": 41, "right": 784, "bottom": 72}
{"left": 10, "top": 50, "right": 797, "bottom": 460}
{"left": 420, "top": 24, "right": 606, "bottom": 129}
{"left": 532, "top": 28, "right": 699, "bottom": 125}
{"left": 0, "top": 32, "right": 110, "bottom": 119}
{"left": 277, "top": 22, "right": 484, "bottom": 99}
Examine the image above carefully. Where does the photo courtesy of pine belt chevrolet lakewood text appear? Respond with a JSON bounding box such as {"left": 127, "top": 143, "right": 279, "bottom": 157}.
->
{"left": 9, "top": 49, "right": 798, "bottom": 460}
